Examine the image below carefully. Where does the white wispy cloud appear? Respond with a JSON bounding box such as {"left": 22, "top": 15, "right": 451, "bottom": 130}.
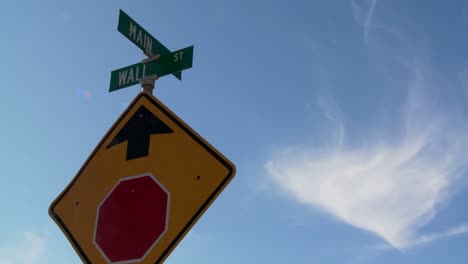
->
{"left": 0, "top": 231, "right": 46, "bottom": 264}
{"left": 369, "top": 223, "right": 468, "bottom": 250}
{"left": 351, "top": 0, "right": 377, "bottom": 43}
{"left": 408, "top": 223, "right": 468, "bottom": 247}
{"left": 351, "top": 0, "right": 408, "bottom": 47}
{"left": 266, "top": 58, "right": 468, "bottom": 249}
{"left": 264, "top": 0, "right": 468, "bottom": 251}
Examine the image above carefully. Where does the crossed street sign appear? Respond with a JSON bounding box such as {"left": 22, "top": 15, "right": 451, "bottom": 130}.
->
{"left": 109, "top": 10, "right": 193, "bottom": 92}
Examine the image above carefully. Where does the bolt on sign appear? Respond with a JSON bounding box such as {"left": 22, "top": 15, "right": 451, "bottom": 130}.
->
{"left": 49, "top": 9, "right": 235, "bottom": 264}
{"left": 49, "top": 92, "right": 236, "bottom": 263}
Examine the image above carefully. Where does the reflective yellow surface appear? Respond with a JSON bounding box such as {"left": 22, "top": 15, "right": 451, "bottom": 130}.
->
{"left": 49, "top": 91, "right": 235, "bottom": 263}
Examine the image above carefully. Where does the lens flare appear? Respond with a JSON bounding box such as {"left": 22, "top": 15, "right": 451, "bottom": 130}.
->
{"left": 75, "top": 89, "right": 92, "bottom": 100}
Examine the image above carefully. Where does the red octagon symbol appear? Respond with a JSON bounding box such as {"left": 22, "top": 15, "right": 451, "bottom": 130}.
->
{"left": 94, "top": 174, "right": 170, "bottom": 263}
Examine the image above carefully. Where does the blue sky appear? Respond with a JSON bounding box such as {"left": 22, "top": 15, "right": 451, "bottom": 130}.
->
{"left": 1, "top": 0, "right": 468, "bottom": 263}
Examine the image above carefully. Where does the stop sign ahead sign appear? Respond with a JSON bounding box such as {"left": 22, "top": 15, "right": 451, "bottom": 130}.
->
{"left": 49, "top": 92, "right": 235, "bottom": 263}
{"left": 94, "top": 174, "right": 169, "bottom": 263}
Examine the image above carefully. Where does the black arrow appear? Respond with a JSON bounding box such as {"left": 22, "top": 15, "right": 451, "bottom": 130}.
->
{"left": 107, "top": 106, "right": 173, "bottom": 160}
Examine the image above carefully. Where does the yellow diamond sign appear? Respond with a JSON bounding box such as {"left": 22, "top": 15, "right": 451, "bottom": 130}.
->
{"left": 49, "top": 91, "right": 236, "bottom": 263}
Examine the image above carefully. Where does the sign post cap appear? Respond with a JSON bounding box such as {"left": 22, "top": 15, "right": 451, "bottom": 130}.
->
{"left": 139, "top": 75, "right": 158, "bottom": 94}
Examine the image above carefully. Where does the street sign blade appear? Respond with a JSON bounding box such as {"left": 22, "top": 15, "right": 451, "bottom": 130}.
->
{"left": 109, "top": 46, "right": 193, "bottom": 92}
{"left": 118, "top": 9, "right": 182, "bottom": 81}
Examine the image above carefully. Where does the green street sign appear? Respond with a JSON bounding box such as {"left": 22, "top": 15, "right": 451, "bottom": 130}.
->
{"left": 118, "top": 9, "right": 182, "bottom": 80}
{"left": 109, "top": 46, "right": 193, "bottom": 92}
